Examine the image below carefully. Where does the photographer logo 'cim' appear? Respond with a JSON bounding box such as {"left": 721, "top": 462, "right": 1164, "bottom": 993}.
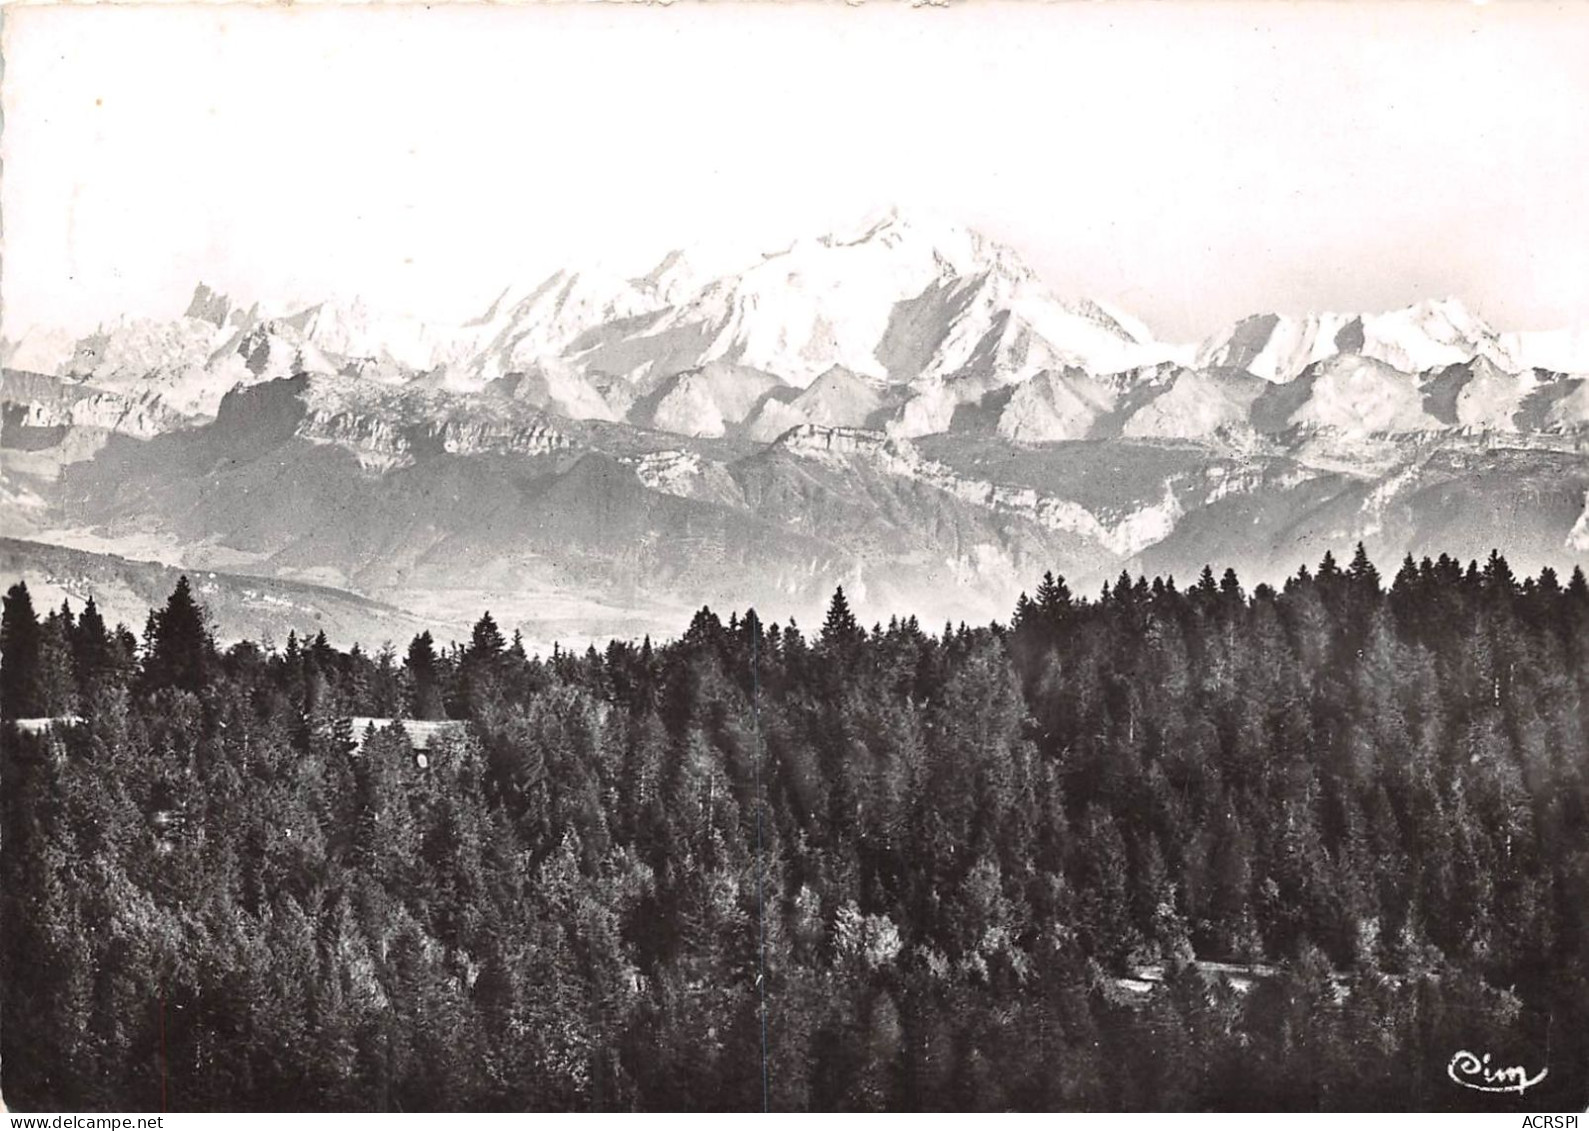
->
{"left": 1447, "top": 1050, "right": 1548, "bottom": 1096}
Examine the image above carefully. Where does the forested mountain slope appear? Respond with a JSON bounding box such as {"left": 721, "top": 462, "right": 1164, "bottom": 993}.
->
{"left": 2, "top": 550, "right": 1586, "bottom": 1111}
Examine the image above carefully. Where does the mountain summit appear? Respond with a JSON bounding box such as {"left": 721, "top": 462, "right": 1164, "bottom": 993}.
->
{"left": 560, "top": 206, "right": 1174, "bottom": 395}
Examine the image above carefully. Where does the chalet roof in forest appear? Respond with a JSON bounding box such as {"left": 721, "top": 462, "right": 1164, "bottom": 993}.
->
{"left": 10, "top": 716, "right": 84, "bottom": 733}
{"left": 346, "top": 717, "right": 466, "bottom": 751}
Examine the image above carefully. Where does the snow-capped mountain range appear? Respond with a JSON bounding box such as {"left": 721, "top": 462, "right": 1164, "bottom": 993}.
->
{"left": 5, "top": 208, "right": 1587, "bottom": 448}
{"left": 4, "top": 208, "right": 1588, "bottom": 645}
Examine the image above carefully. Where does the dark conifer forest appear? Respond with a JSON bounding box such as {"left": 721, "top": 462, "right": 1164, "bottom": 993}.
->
{"left": 3, "top": 549, "right": 1588, "bottom": 1111}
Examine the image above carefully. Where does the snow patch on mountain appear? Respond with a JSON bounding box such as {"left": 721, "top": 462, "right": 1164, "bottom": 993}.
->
{"left": 626, "top": 449, "right": 746, "bottom": 507}
{"left": 1569, "top": 491, "right": 1589, "bottom": 552}
{"left": 630, "top": 449, "right": 705, "bottom": 496}
{"left": 1289, "top": 355, "right": 1439, "bottom": 435}
{"left": 931, "top": 270, "right": 1171, "bottom": 389}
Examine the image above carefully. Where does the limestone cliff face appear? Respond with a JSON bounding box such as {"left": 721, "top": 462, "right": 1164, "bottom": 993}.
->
{"left": 433, "top": 418, "right": 566, "bottom": 458}
{"left": 772, "top": 423, "right": 1203, "bottom": 558}
{"left": 281, "top": 374, "right": 570, "bottom": 468}
{"left": 0, "top": 373, "right": 190, "bottom": 463}
{"left": 774, "top": 423, "right": 922, "bottom": 468}
{"left": 9, "top": 388, "right": 178, "bottom": 440}
{"left": 626, "top": 449, "right": 746, "bottom": 507}
{"left": 294, "top": 407, "right": 414, "bottom": 470}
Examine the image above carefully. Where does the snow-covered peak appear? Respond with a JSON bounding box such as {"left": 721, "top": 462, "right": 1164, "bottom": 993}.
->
{"left": 1360, "top": 297, "right": 1517, "bottom": 374}
{"left": 627, "top": 206, "right": 1170, "bottom": 389}
{"left": 1194, "top": 311, "right": 1356, "bottom": 381}
{"left": 63, "top": 315, "right": 230, "bottom": 386}
{"left": 1073, "top": 297, "right": 1156, "bottom": 349}
{"left": 1198, "top": 298, "right": 1522, "bottom": 383}
{"left": 291, "top": 296, "right": 468, "bottom": 375}
{"left": 654, "top": 216, "right": 972, "bottom": 385}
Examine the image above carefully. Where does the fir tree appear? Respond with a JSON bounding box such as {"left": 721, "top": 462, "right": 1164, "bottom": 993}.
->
{"left": 821, "top": 586, "right": 864, "bottom": 653}
{"left": 469, "top": 611, "right": 505, "bottom": 659}
{"left": 406, "top": 631, "right": 445, "bottom": 720}
{"left": 1035, "top": 570, "right": 1073, "bottom": 628}
{"left": 72, "top": 596, "right": 113, "bottom": 697}
{"left": 1348, "top": 542, "right": 1381, "bottom": 594}
{"left": 1, "top": 581, "right": 43, "bottom": 718}
{"left": 141, "top": 576, "right": 215, "bottom": 694}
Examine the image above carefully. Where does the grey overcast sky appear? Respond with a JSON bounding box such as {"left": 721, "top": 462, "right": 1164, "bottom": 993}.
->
{"left": 4, "top": 1, "right": 1588, "bottom": 342}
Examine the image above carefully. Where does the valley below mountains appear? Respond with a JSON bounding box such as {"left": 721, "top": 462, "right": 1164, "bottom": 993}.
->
{"left": 5, "top": 209, "right": 1588, "bottom": 647}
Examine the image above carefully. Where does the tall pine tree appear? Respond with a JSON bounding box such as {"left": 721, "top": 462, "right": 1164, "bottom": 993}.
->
{"left": 141, "top": 576, "right": 215, "bottom": 694}
{"left": 1, "top": 581, "right": 43, "bottom": 718}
